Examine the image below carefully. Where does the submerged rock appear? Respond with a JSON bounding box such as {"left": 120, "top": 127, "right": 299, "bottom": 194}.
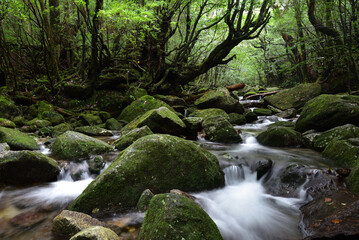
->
{"left": 0, "top": 127, "right": 39, "bottom": 150}
{"left": 10, "top": 211, "right": 48, "bottom": 228}
{"left": 70, "top": 226, "right": 120, "bottom": 240}
{"left": 51, "top": 131, "right": 113, "bottom": 160}
{"left": 257, "top": 126, "right": 303, "bottom": 147}
{"left": 139, "top": 193, "right": 223, "bottom": 240}
{"left": 69, "top": 134, "right": 224, "bottom": 215}
{"left": 295, "top": 94, "right": 359, "bottom": 132}
{"left": 0, "top": 151, "right": 59, "bottom": 185}
{"left": 202, "top": 115, "right": 242, "bottom": 143}
{"left": 113, "top": 126, "right": 153, "bottom": 151}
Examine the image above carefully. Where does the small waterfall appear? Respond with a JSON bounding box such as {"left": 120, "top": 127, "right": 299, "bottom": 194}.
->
{"left": 38, "top": 144, "right": 51, "bottom": 155}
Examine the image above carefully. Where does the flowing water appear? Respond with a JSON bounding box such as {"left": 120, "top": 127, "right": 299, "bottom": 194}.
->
{"left": 0, "top": 115, "right": 335, "bottom": 240}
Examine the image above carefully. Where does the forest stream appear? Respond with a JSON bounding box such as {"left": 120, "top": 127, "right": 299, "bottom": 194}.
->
{"left": 0, "top": 112, "right": 339, "bottom": 240}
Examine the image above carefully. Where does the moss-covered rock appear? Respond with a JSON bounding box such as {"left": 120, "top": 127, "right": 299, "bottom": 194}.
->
{"left": 70, "top": 226, "right": 120, "bottom": 240}
{"left": 0, "top": 127, "right": 39, "bottom": 150}
{"left": 0, "top": 118, "right": 15, "bottom": 128}
{"left": 275, "top": 108, "right": 297, "bottom": 119}
{"left": 79, "top": 114, "right": 103, "bottom": 126}
{"left": 139, "top": 193, "right": 223, "bottom": 240}
{"left": 313, "top": 124, "right": 359, "bottom": 151}
{"left": 91, "top": 111, "right": 111, "bottom": 122}
{"left": 52, "top": 131, "right": 113, "bottom": 160}
{"left": 244, "top": 111, "right": 258, "bottom": 123}
{"left": 0, "top": 151, "right": 59, "bottom": 185}
{"left": 267, "top": 121, "right": 295, "bottom": 129}
{"left": 183, "top": 117, "right": 203, "bottom": 140}
{"left": 105, "top": 118, "right": 123, "bottom": 130}
{"left": 113, "top": 126, "right": 153, "bottom": 151}
{"left": 228, "top": 113, "right": 246, "bottom": 125}
{"left": 0, "top": 96, "right": 20, "bottom": 119}
{"left": 75, "top": 126, "right": 113, "bottom": 136}
{"left": 257, "top": 126, "right": 303, "bottom": 147}
{"left": 155, "top": 95, "right": 186, "bottom": 106}
{"left": 322, "top": 138, "right": 359, "bottom": 168}
{"left": 52, "top": 123, "right": 73, "bottom": 137}
{"left": 39, "top": 111, "right": 65, "bottom": 125}
{"left": 264, "top": 83, "right": 321, "bottom": 110}
{"left": 37, "top": 101, "right": 55, "bottom": 114}
{"left": 136, "top": 189, "right": 155, "bottom": 212}
{"left": 202, "top": 116, "right": 242, "bottom": 143}
{"left": 253, "top": 108, "right": 272, "bottom": 116}
{"left": 68, "top": 134, "right": 224, "bottom": 215}
{"left": 295, "top": 94, "right": 359, "bottom": 132}
{"left": 27, "top": 118, "right": 52, "bottom": 132}
{"left": 347, "top": 164, "right": 359, "bottom": 194}
{"left": 13, "top": 116, "right": 26, "bottom": 127}
{"left": 87, "top": 155, "right": 105, "bottom": 174}
{"left": 118, "top": 95, "right": 174, "bottom": 123}
{"left": 121, "top": 107, "right": 186, "bottom": 136}
{"left": 38, "top": 126, "right": 53, "bottom": 137}
{"left": 189, "top": 108, "right": 229, "bottom": 121}
{"left": 195, "top": 88, "right": 244, "bottom": 113}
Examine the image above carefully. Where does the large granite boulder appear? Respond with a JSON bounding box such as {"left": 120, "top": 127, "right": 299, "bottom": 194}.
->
{"left": 118, "top": 95, "right": 174, "bottom": 123}
{"left": 264, "top": 83, "right": 321, "bottom": 110}
{"left": 0, "top": 127, "right": 39, "bottom": 150}
{"left": 257, "top": 126, "right": 303, "bottom": 147}
{"left": 51, "top": 131, "right": 113, "bottom": 160}
{"left": 195, "top": 88, "right": 244, "bottom": 113}
{"left": 68, "top": 134, "right": 224, "bottom": 215}
{"left": 139, "top": 193, "right": 223, "bottom": 240}
{"left": 121, "top": 107, "right": 186, "bottom": 136}
{"left": 202, "top": 116, "right": 242, "bottom": 143}
{"left": 0, "top": 151, "right": 59, "bottom": 185}
{"left": 295, "top": 94, "right": 359, "bottom": 132}
{"left": 113, "top": 126, "right": 153, "bottom": 151}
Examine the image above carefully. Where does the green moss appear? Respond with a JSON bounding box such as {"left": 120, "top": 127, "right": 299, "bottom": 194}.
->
{"left": 52, "top": 123, "right": 73, "bottom": 137}
{"left": 0, "top": 127, "right": 39, "bottom": 150}
{"left": 189, "top": 108, "right": 229, "bottom": 121}
{"left": 228, "top": 113, "right": 246, "bottom": 125}
{"left": 139, "top": 193, "right": 223, "bottom": 240}
{"left": 136, "top": 189, "right": 154, "bottom": 212}
{"left": 113, "top": 126, "right": 153, "bottom": 151}
{"left": 322, "top": 139, "right": 359, "bottom": 167}
{"left": 0, "top": 118, "right": 15, "bottom": 128}
{"left": 75, "top": 126, "right": 113, "bottom": 136}
{"left": 257, "top": 126, "right": 303, "bottom": 147}
{"left": 39, "top": 111, "right": 65, "bottom": 125}
{"left": 79, "top": 114, "right": 103, "bottom": 126}
{"left": 105, "top": 118, "right": 123, "bottom": 130}
{"left": 27, "top": 118, "right": 52, "bottom": 131}
{"left": 253, "top": 108, "right": 272, "bottom": 116}
{"left": 202, "top": 116, "right": 242, "bottom": 143}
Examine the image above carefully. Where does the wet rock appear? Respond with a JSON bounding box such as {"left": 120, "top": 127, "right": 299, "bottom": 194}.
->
{"left": 228, "top": 113, "right": 246, "bottom": 125}
{"left": 113, "top": 126, "right": 153, "bottom": 151}
{"left": 120, "top": 107, "right": 186, "bottom": 136}
{"left": 0, "top": 118, "right": 15, "bottom": 128}
{"left": 136, "top": 189, "right": 155, "bottom": 212}
{"left": 257, "top": 126, "right": 303, "bottom": 147}
{"left": 51, "top": 131, "right": 113, "bottom": 160}
{"left": 275, "top": 108, "right": 297, "bottom": 119}
{"left": 79, "top": 114, "right": 103, "bottom": 126}
{"left": 189, "top": 108, "right": 229, "bottom": 121}
{"left": 313, "top": 124, "right": 359, "bottom": 151}
{"left": 75, "top": 126, "right": 113, "bottom": 136}
{"left": 0, "top": 151, "right": 59, "bottom": 185}
{"left": 88, "top": 155, "right": 105, "bottom": 174}
{"left": 105, "top": 118, "right": 123, "bottom": 130}
{"left": 264, "top": 83, "right": 321, "bottom": 110}
{"left": 302, "top": 130, "right": 321, "bottom": 148}
{"left": 202, "top": 115, "right": 242, "bottom": 143}
{"left": 10, "top": 211, "right": 48, "bottom": 228}
{"left": 244, "top": 111, "right": 258, "bottom": 123}
{"left": 253, "top": 108, "right": 272, "bottom": 116}
{"left": 0, "top": 127, "right": 39, "bottom": 150}
{"left": 195, "top": 87, "right": 244, "bottom": 114}
{"left": 118, "top": 95, "right": 174, "bottom": 123}
{"left": 70, "top": 226, "right": 120, "bottom": 240}
{"left": 69, "top": 134, "right": 224, "bottom": 215}
{"left": 295, "top": 94, "right": 359, "bottom": 132}
{"left": 139, "top": 193, "right": 223, "bottom": 240}
{"left": 251, "top": 159, "right": 273, "bottom": 180}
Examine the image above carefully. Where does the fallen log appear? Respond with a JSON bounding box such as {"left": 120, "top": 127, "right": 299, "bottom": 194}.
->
{"left": 244, "top": 90, "right": 282, "bottom": 100}
{"left": 226, "top": 83, "right": 245, "bottom": 92}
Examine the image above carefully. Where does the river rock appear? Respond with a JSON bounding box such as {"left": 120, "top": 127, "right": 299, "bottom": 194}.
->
{"left": 257, "top": 126, "right": 303, "bottom": 147}
{"left": 51, "top": 131, "right": 113, "bottom": 160}
{"left": 68, "top": 134, "right": 224, "bottom": 215}
{"left": 202, "top": 115, "right": 242, "bottom": 143}
{"left": 52, "top": 210, "right": 105, "bottom": 239}
{"left": 88, "top": 155, "right": 105, "bottom": 174}
{"left": 0, "top": 96, "right": 20, "bottom": 119}
{"left": 39, "top": 111, "right": 65, "bottom": 125}
{"left": 70, "top": 226, "right": 120, "bottom": 240}
{"left": 244, "top": 111, "right": 258, "bottom": 123}
{"left": 0, "top": 151, "right": 59, "bottom": 185}
{"left": 295, "top": 94, "right": 359, "bottom": 132}
{"left": 26, "top": 118, "right": 52, "bottom": 132}
{"left": 0, "top": 118, "right": 15, "bottom": 128}
{"left": 155, "top": 95, "right": 186, "bottom": 106}
{"left": 189, "top": 108, "right": 229, "bottom": 121}
{"left": 138, "top": 193, "right": 223, "bottom": 240}
{"left": 52, "top": 123, "right": 73, "bottom": 137}
{"left": 121, "top": 107, "right": 186, "bottom": 136}
{"left": 322, "top": 138, "right": 359, "bottom": 168}
{"left": 10, "top": 211, "right": 48, "bottom": 228}
{"left": 253, "top": 108, "right": 272, "bottom": 116}
{"left": 118, "top": 95, "right": 174, "bottom": 123}
{"left": 275, "top": 108, "right": 297, "bottom": 119}
{"left": 105, "top": 118, "right": 123, "bottom": 130}
{"left": 79, "top": 114, "right": 103, "bottom": 126}
{"left": 302, "top": 130, "right": 321, "bottom": 148}
{"left": 136, "top": 189, "right": 155, "bottom": 212}
{"left": 267, "top": 121, "right": 295, "bottom": 129}
{"left": 183, "top": 117, "right": 202, "bottom": 140}
{"left": 264, "top": 83, "right": 321, "bottom": 110}
{"left": 0, "top": 127, "right": 39, "bottom": 150}
{"left": 113, "top": 126, "right": 153, "bottom": 151}
{"left": 313, "top": 124, "right": 359, "bottom": 151}
{"left": 195, "top": 87, "right": 244, "bottom": 114}
{"left": 228, "top": 113, "right": 246, "bottom": 125}
{"left": 75, "top": 126, "right": 113, "bottom": 136}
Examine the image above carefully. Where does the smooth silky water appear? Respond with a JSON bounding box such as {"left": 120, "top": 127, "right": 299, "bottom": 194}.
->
{"left": 0, "top": 116, "right": 335, "bottom": 239}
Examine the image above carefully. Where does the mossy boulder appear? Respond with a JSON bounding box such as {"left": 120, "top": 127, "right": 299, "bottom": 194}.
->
{"left": 79, "top": 114, "right": 103, "bottom": 126}
{"left": 27, "top": 118, "right": 52, "bottom": 131}
{"left": 68, "top": 134, "right": 224, "bottom": 215}
{"left": 295, "top": 94, "right": 359, "bottom": 132}
{"left": 228, "top": 113, "right": 246, "bottom": 125}
{"left": 136, "top": 189, "right": 155, "bottom": 212}
{"left": 113, "top": 126, "right": 153, "bottom": 151}
{"left": 0, "top": 96, "right": 20, "bottom": 119}
{"left": 0, "top": 127, "right": 39, "bottom": 150}
{"left": 75, "top": 126, "right": 113, "bottom": 136}
{"left": 202, "top": 116, "right": 242, "bottom": 143}
{"left": 139, "top": 193, "right": 223, "bottom": 240}
{"left": 155, "top": 95, "right": 186, "bottom": 106}
{"left": 189, "top": 108, "right": 229, "bottom": 121}
{"left": 52, "top": 131, "right": 113, "bottom": 160}
{"left": 0, "top": 118, "right": 15, "bottom": 128}
{"left": 195, "top": 88, "right": 244, "bottom": 113}
{"left": 118, "top": 95, "right": 174, "bottom": 123}
{"left": 322, "top": 138, "right": 359, "bottom": 168}
{"left": 275, "top": 108, "right": 297, "bottom": 119}
{"left": 91, "top": 111, "right": 112, "bottom": 122}
{"left": 244, "top": 111, "right": 258, "bottom": 123}
{"left": 121, "top": 107, "right": 186, "bottom": 136}
{"left": 313, "top": 124, "right": 359, "bottom": 151}
{"left": 52, "top": 123, "right": 73, "bottom": 137}
{"left": 70, "top": 226, "right": 120, "bottom": 240}
{"left": 105, "top": 118, "right": 123, "bottom": 130}
{"left": 253, "top": 108, "right": 272, "bottom": 116}
{"left": 39, "top": 111, "right": 65, "bottom": 125}
{"left": 264, "top": 83, "right": 321, "bottom": 110}
{"left": 257, "top": 126, "right": 303, "bottom": 147}
{"left": 0, "top": 151, "right": 59, "bottom": 185}
{"left": 13, "top": 116, "right": 26, "bottom": 127}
